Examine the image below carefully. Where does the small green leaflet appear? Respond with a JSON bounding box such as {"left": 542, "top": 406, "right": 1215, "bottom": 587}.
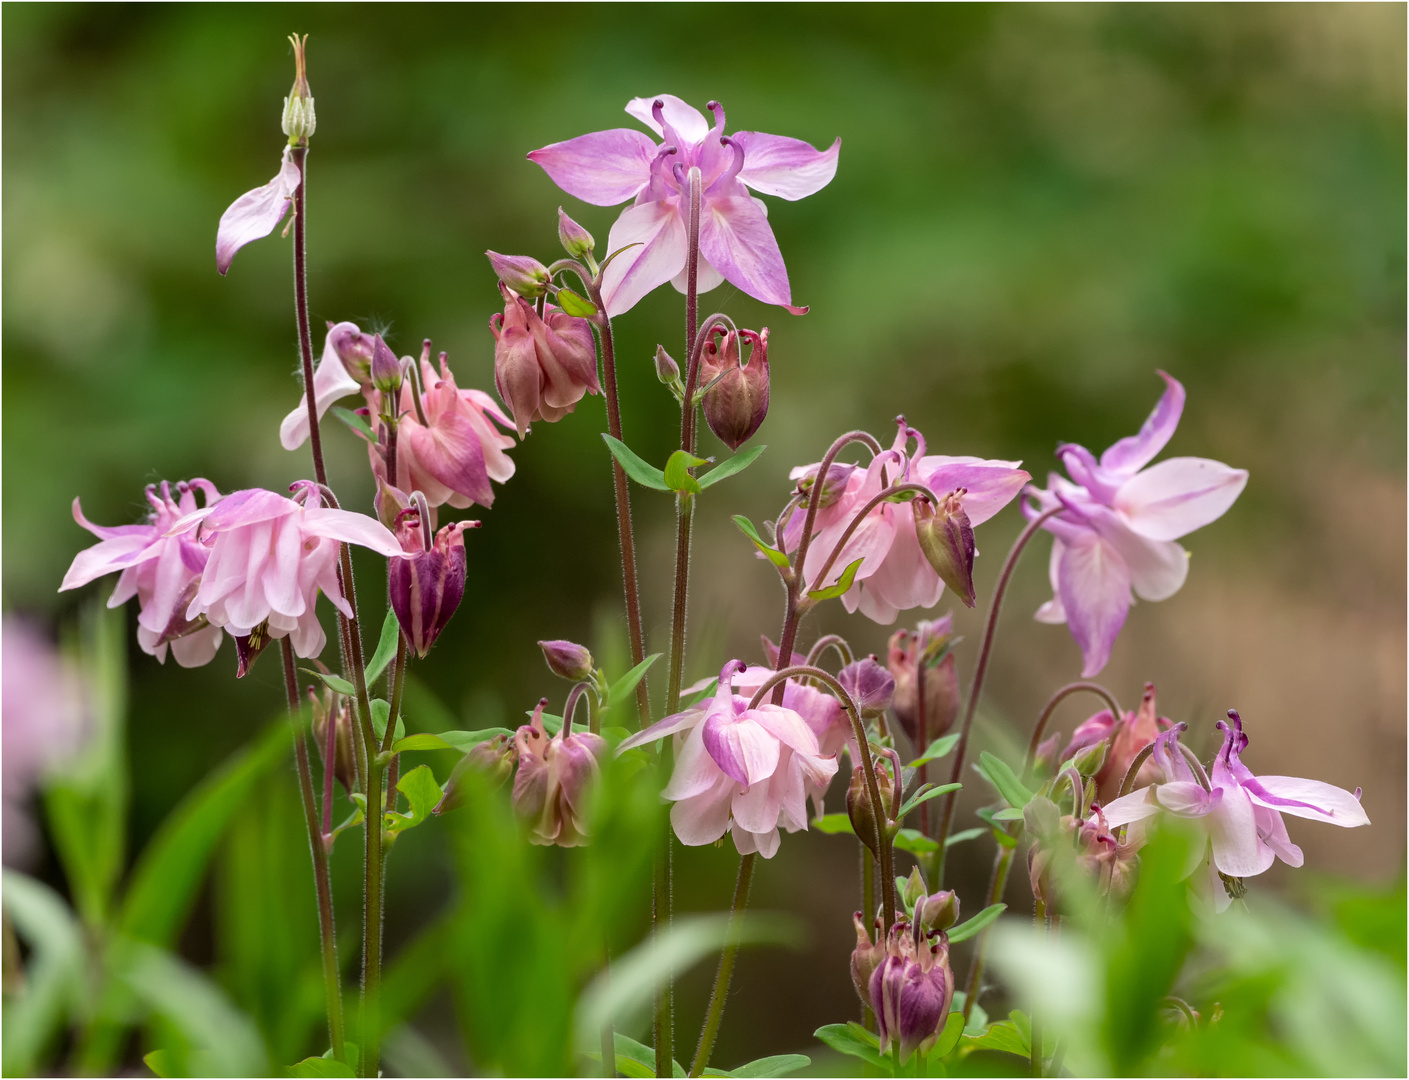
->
{"left": 369, "top": 699, "right": 405, "bottom": 745}
{"left": 810, "top": 813, "right": 854, "bottom": 835}
{"left": 977, "top": 751, "right": 1034, "bottom": 808}
{"left": 807, "top": 558, "right": 863, "bottom": 601}
{"left": 892, "top": 828, "right": 937, "bottom": 855}
{"left": 697, "top": 444, "right": 766, "bottom": 489}
{"left": 945, "top": 902, "right": 1005, "bottom": 943}
{"left": 364, "top": 610, "right": 401, "bottom": 687}
{"left": 907, "top": 733, "right": 960, "bottom": 767}
{"left": 664, "top": 449, "right": 709, "bottom": 494}
{"left": 330, "top": 405, "right": 377, "bottom": 444}
{"left": 556, "top": 286, "right": 597, "bottom": 317}
{"left": 945, "top": 827, "right": 986, "bottom": 848}
{"left": 602, "top": 434, "right": 669, "bottom": 491}
{"left": 897, "top": 781, "right": 961, "bottom": 819}
{"left": 384, "top": 765, "right": 443, "bottom": 834}
{"left": 301, "top": 668, "right": 356, "bottom": 696}
{"left": 732, "top": 515, "right": 790, "bottom": 568}
{"left": 607, "top": 653, "right": 661, "bottom": 710}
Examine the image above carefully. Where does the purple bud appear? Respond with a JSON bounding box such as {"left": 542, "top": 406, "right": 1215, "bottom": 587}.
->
{"left": 699, "top": 327, "right": 769, "bottom": 451}
{"left": 329, "top": 322, "right": 377, "bottom": 384}
{"left": 654, "top": 344, "right": 681, "bottom": 385}
{"left": 557, "top": 207, "right": 595, "bottom": 260}
{"left": 915, "top": 889, "right": 959, "bottom": 933}
{"left": 887, "top": 619, "right": 959, "bottom": 747}
{"left": 838, "top": 656, "right": 895, "bottom": 719}
{"left": 433, "top": 733, "right": 516, "bottom": 814}
{"left": 914, "top": 491, "right": 977, "bottom": 608}
{"left": 310, "top": 686, "right": 357, "bottom": 796}
{"left": 486, "top": 250, "right": 551, "bottom": 298}
{"left": 389, "top": 513, "right": 477, "bottom": 658}
{"left": 538, "top": 639, "right": 594, "bottom": 682}
{"left": 370, "top": 334, "right": 403, "bottom": 395}
{"left": 869, "top": 921, "right": 955, "bottom": 1064}
{"left": 796, "top": 462, "right": 859, "bottom": 511}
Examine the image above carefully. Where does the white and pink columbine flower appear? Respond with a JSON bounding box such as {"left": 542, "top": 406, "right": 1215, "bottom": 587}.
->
{"left": 1102, "top": 711, "right": 1369, "bottom": 911}
{"left": 1025, "top": 372, "right": 1248, "bottom": 677}
{"left": 165, "top": 483, "right": 406, "bottom": 670}
{"left": 60, "top": 480, "right": 226, "bottom": 667}
{"left": 528, "top": 94, "right": 840, "bottom": 316}
{"left": 784, "top": 421, "right": 1029, "bottom": 624}
{"left": 279, "top": 321, "right": 372, "bottom": 451}
{"left": 617, "top": 660, "right": 841, "bottom": 858}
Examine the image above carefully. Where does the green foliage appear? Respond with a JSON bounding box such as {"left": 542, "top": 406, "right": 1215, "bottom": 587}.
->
{"left": 732, "top": 515, "right": 790, "bottom": 568}
{"left": 697, "top": 444, "right": 767, "bottom": 489}
{"left": 602, "top": 434, "right": 670, "bottom": 491}
{"left": 663, "top": 449, "right": 709, "bottom": 495}
{"left": 807, "top": 557, "right": 864, "bottom": 601}
{"left": 363, "top": 610, "right": 401, "bottom": 687}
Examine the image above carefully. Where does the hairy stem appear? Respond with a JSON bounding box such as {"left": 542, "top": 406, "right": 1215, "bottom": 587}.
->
{"left": 688, "top": 852, "right": 755, "bottom": 1077}
{"left": 1022, "top": 682, "right": 1123, "bottom": 778}
{"left": 290, "top": 147, "right": 326, "bottom": 489}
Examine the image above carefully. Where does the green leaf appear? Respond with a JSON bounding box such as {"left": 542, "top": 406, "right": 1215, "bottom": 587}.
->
{"left": 144, "top": 1050, "right": 177, "bottom": 1077}
{"left": 945, "top": 827, "right": 986, "bottom": 848}
{"left": 2, "top": 871, "right": 85, "bottom": 1078}
{"left": 893, "top": 828, "right": 938, "bottom": 855}
{"left": 301, "top": 668, "right": 355, "bottom": 697}
{"left": 813, "top": 1023, "right": 887, "bottom": 1071}
{"left": 811, "top": 813, "right": 855, "bottom": 835}
{"left": 991, "top": 826, "right": 1018, "bottom": 849}
{"left": 390, "top": 733, "right": 455, "bottom": 753}
{"left": 604, "top": 1034, "right": 685, "bottom": 1079}
{"left": 725, "top": 1054, "right": 811, "bottom": 1077}
{"left": 907, "top": 733, "right": 961, "bottom": 768}
{"left": 929, "top": 1011, "right": 966, "bottom": 1060}
{"left": 364, "top": 610, "right": 401, "bottom": 687}
{"left": 385, "top": 765, "right": 443, "bottom": 833}
{"left": 732, "top": 515, "right": 790, "bottom": 568}
{"left": 119, "top": 723, "right": 287, "bottom": 947}
{"left": 898, "top": 782, "right": 962, "bottom": 819}
{"left": 664, "top": 449, "right": 709, "bottom": 494}
{"left": 602, "top": 434, "right": 669, "bottom": 491}
{"left": 945, "top": 902, "right": 1006, "bottom": 944}
{"left": 330, "top": 405, "right": 377, "bottom": 444}
{"left": 286, "top": 1057, "right": 355, "bottom": 1078}
{"left": 556, "top": 286, "right": 597, "bottom": 317}
{"left": 991, "top": 806, "right": 1025, "bottom": 821}
{"left": 960, "top": 1019, "right": 1028, "bottom": 1057}
{"left": 606, "top": 653, "right": 662, "bottom": 711}
{"left": 433, "top": 727, "right": 514, "bottom": 751}
{"left": 697, "top": 444, "right": 766, "bottom": 489}
{"left": 807, "top": 557, "right": 863, "bottom": 601}
{"left": 977, "top": 751, "right": 1034, "bottom": 809}
{"left": 369, "top": 699, "right": 405, "bottom": 745}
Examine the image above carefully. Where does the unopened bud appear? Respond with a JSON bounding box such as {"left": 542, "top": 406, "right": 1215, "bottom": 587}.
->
{"left": 389, "top": 515, "right": 477, "bottom": 658}
{"left": 557, "top": 207, "right": 595, "bottom": 260}
{"left": 850, "top": 912, "right": 885, "bottom": 1006}
{"left": 914, "top": 490, "right": 976, "bottom": 608}
{"left": 1071, "top": 740, "right": 1108, "bottom": 779}
{"left": 846, "top": 762, "right": 894, "bottom": 855}
{"left": 281, "top": 34, "right": 316, "bottom": 144}
{"left": 838, "top": 656, "right": 894, "bottom": 720}
{"left": 538, "top": 639, "right": 593, "bottom": 682}
{"left": 370, "top": 334, "right": 403, "bottom": 395}
{"left": 796, "top": 462, "right": 857, "bottom": 510}
{"left": 654, "top": 345, "right": 681, "bottom": 385}
{"left": 699, "top": 328, "right": 769, "bottom": 451}
{"left": 901, "top": 866, "right": 927, "bottom": 909}
{"left": 311, "top": 687, "right": 357, "bottom": 796}
{"left": 433, "top": 733, "right": 516, "bottom": 814}
{"left": 327, "top": 321, "right": 377, "bottom": 384}
{"left": 915, "top": 889, "right": 959, "bottom": 933}
{"left": 486, "top": 251, "right": 551, "bottom": 299}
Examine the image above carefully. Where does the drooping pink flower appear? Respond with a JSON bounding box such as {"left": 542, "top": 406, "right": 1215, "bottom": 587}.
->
{"left": 166, "top": 483, "right": 406, "bottom": 671}
{"left": 1061, "top": 681, "right": 1172, "bottom": 804}
{"left": 216, "top": 148, "right": 301, "bottom": 275}
{"left": 617, "top": 660, "right": 839, "bottom": 858}
{"left": 388, "top": 499, "right": 475, "bottom": 659}
{"left": 887, "top": 617, "right": 959, "bottom": 748}
{"left": 512, "top": 698, "right": 607, "bottom": 847}
{"left": 1025, "top": 372, "right": 1248, "bottom": 677}
{"left": 488, "top": 282, "right": 601, "bottom": 438}
{"left": 280, "top": 321, "right": 374, "bottom": 451}
{"left": 60, "top": 480, "right": 226, "bottom": 667}
{"left": 528, "top": 95, "right": 839, "bottom": 316}
{"left": 1102, "top": 712, "right": 1368, "bottom": 910}
{"left": 785, "top": 421, "right": 1029, "bottom": 624}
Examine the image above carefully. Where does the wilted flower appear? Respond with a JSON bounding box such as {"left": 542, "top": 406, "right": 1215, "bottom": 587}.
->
{"left": 511, "top": 699, "right": 607, "bottom": 847}
{"left": 489, "top": 283, "right": 601, "bottom": 439}
{"left": 886, "top": 617, "right": 959, "bottom": 749}
{"left": 388, "top": 498, "right": 475, "bottom": 659}
{"left": 867, "top": 912, "right": 955, "bottom": 1063}
{"left": 1026, "top": 797, "right": 1139, "bottom": 909}
{"left": 1062, "top": 682, "right": 1171, "bottom": 804}
{"left": 698, "top": 326, "right": 769, "bottom": 451}
{"left": 1026, "top": 372, "right": 1248, "bottom": 677}
{"left": 60, "top": 480, "right": 226, "bottom": 667}
{"left": 280, "top": 322, "right": 373, "bottom": 451}
{"left": 216, "top": 149, "right": 300, "bottom": 275}
{"left": 539, "top": 639, "right": 594, "bottom": 682}
{"left": 528, "top": 94, "right": 839, "bottom": 315}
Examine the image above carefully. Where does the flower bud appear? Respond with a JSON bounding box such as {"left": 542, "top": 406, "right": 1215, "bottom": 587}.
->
{"left": 846, "top": 762, "right": 894, "bottom": 855}
{"left": 795, "top": 463, "right": 858, "bottom": 511}
{"left": 1032, "top": 733, "right": 1062, "bottom": 778}
{"left": 281, "top": 34, "right": 316, "bottom": 144}
{"left": 388, "top": 508, "right": 477, "bottom": 658}
{"left": 486, "top": 251, "right": 551, "bottom": 299}
{"left": 838, "top": 656, "right": 895, "bottom": 720}
{"left": 850, "top": 912, "right": 885, "bottom": 1006}
{"left": 557, "top": 207, "right": 595, "bottom": 260}
{"left": 887, "top": 619, "right": 959, "bottom": 748}
{"left": 538, "top": 639, "right": 593, "bottom": 682}
{"left": 310, "top": 685, "right": 356, "bottom": 796}
{"left": 512, "top": 699, "right": 607, "bottom": 846}
{"left": 870, "top": 920, "right": 955, "bottom": 1064}
{"left": 699, "top": 328, "right": 769, "bottom": 451}
{"left": 370, "top": 334, "right": 403, "bottom": 396}
{"left": 654, "top": 345, "right": 681, "bottom": 385}
{"left": 914, "top": 490, "right": 976, "bottom": 608}
{"left": 900, "top": 866, "right": 928, "bottom": 910}
{"left": 1071, "top": 739, "right": 1108, "bottom": 779}
{"left": 915, "top": 889, "right": 959, "bottom": 933}
{"left": 433, "top": 733, "right": 516, "bottom": 814}
{"left": 328, "top": 321, "right": 377, "bottom": 384}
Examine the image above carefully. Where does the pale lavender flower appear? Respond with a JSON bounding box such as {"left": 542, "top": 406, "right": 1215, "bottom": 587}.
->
{"left": 528, "top": 95, "right": 839, "bottom": 316}
{"left": 1025, "top": 372, "right": 1248, "bottom": 677}
{"left": 216, "top": 148, "right": 300, "bottom": 275}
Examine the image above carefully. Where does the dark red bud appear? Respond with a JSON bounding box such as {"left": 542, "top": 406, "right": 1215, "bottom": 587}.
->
{"left": 389, "top": 519, "right": 477, "bottom": 658}
{"left": 701, "top": 328, "right": 769, "bottom": 451}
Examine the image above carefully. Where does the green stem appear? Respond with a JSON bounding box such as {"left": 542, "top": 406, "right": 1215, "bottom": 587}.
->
{"left": 688, "top": 852, "right": 755, "bottom": 1077}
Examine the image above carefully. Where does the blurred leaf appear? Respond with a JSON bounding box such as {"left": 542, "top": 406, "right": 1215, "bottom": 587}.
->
{"left": 390, "top": 733, "right": 455, "bottom": 753}
{"left": 813, "top": 1022, "right": 887, "bottom": 1070}
{"left": 382, "top": 910, "right": 455, "bottom": 1031}
{"left": 664, "top": 449, "right": 709, "bottom": 495}
{"left": 991, "top": 807, "right": 1024, "bottom": 821}
{"left": 1, "top": 871, "right": 85, "bottom": 1077}
{"left": 119, "top": 722, "right": 286, "bottom": 947}
{"left": 602, "top": 434, "right": 669, "bottom": 491}
{"left": 144, "top": 1049, "right": 178, "bottom": 1077}
{"left": 382, "top": 1025, "right": 452, "bottom": 1078}
{"left": 285, "top": 1057, "right": 355, "bottom": 1077}
{"left": 731, "top": 515, "right": 790, "bottom": 568}
{"left": 907, "top": 733, "right": 960, "bottom": 767}
{"left": 897, "top": 782, "right": 961, "bottom": 819}
{"left": 556, "top": 286, "right": 597, "bottom": 317}
{"left": 301, "top": 669, "right": 355, "bottom": 697}
{"left": 946, "top": 903, "right": 1005, "bottom": 944}
{"left": 807, "top": 557, "right": 864, "bottom": 601}
{"left": 977, "top": 752, "right": 1033, "bottom": 809}
{"left": 329, "top": 406, "right": 376, "bottom": 444}
{"left": 385, "top": 765, "right": 442, "bottom": 833}
{"left": 811, "top": 813, "right": 854, "bottom": 835}
{"left": 723, "top": 1053, "right": 811, "bottom": 1077}
{"left": 929, "top": 1011, "right": 965, "bottom": 1059}
{"left": 945, "top": 827, "right": 986, "bottom": 848}
{"left": 364, "top": 611, "right": 401, "bottom": 687}
{"left": 893, "top": 828, "right": 937, "bottom": 855}
{"left": 432, "top": 728, "right": 514, "bottom": 751}
{"left": 960, "top": 1019, "right": 1027, "bottom": 1057}
{"left": 600, "top": 1033, "right": 685, "bottom": 1078}
{"left": 697, "top": 444, "right": 766, "bottom": 489}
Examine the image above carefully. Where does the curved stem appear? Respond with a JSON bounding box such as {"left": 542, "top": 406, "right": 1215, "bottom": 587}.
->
{"left": 1021, "top": 682, "right": 1124, "bottom": 779}
{"left": 789, "top": 431, "right": 885, "bottom": 575}
{"left": 280, "top": 640, "right": 345, "bottom": 1063}
{"left": 808, "top": 482, "right": 943, "bottom": 593}
{"left": 934, "top": 507, "right": 1062, "bottom": 874}
{"left": 804, "top": 634, "right": 854, "bottom": 671}
{"left": 1116, "top": 742, "right": 1158, "bottom": 800}
{"left": 688, "top": 852, "right": 755, "bottom": 1077}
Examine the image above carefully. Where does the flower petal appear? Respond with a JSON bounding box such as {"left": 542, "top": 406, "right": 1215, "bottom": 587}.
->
{"left": 599, "top": 199, "right": 688, "bottom": 317}
{"left": 698, "top": 195, "right": 802, "bottom": 313}
{"left": 749, "top": 704, "right": 821, "bottom": 756}
{"left": 733, "top": 132, "right": 841, "bottom": 200}
{"left": 1208, "top": 783, "right": 1275, "bottom": 878}
{"left": 527, "top": 128, "right": 659, "bottom": 206}
{"left": 1114, "top": 457, "right": 1249, "bottom": 542}
{"left": 1098, "top": 371, "right": 1185, "bottom": 477}
{"left": 616, "top": 707, "right": 703, "bottom": 753}
{"left": 300, "top": 507, "right": 405, "bottom": 557}
{"left": 915, "top": 457, "right": 1030, "bottom": 526}
{"left": 702, "top": 714, "right": 779, "bottom": 787}
{"left": 1154, "top": 781, "right": 1220, "bottom": 817}
{"left": 216, "top": 148, "right": 300, "bottom": 275}
{"left": 280, "top": 323, "right": 364, "bottom": 451}
{"left": 670, "top": 775, "right": 736, "bottom": 846}
{"left": 1100, "top": 787, "right": 1163, "bottom": 827}
{"left": 60, "top": 534, "right": 156, "bottom": 591}
{"left": 625, "top": 94, "right": 710, "bottom": 143}
{"left": 1057, "top": 535, "right": 1131, "bottom": 678}
{"left": 1033, "top": 538, "right": 1068, "bottom": 625}
{"left": 1244, "top": 775, "right": 1370, "bottom": 827}
{"left": 1075, "top": 502, "right": 1189, "bottom": 602}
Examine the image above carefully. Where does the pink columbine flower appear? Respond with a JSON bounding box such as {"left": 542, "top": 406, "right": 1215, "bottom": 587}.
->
{"left": 489, "top": 282, "right": 601, "bottom": 438}
{"left": 617, "top": 660, "right": 840, "bottom": 858}
{"left": 512, "top": 698, "right": 607, "bottom": 847}
{"left": 1025, "top": 372, "right": 1248, "bottom": 677}
{"left": 280, "top": 321, "right": 374, "bottom": 451}
{"left": 388, "top": 499, "right": 475, "bottom": 659}
{"left": 165, "top": 483, "right": 406, "bottom": 672}
{"left": 1061, "top": 681, "right": 1172, "bottom": 804}
{"left": 887, "top": 617, "right": 960, "bottom": 749}
{"left": 528, "top": 94, "right": 840, "bottom": 316}
{"left": 785, "top": 421, "right": 1030, "bottom": 624}
{"left": 1102, "top": 711, "right": 1368, "bottom": 911}
{"left": 216, "top": 148, "right": 301, "bottom": 275}
{"left": 60, "top": 480, "right": 226, "bottom": 667}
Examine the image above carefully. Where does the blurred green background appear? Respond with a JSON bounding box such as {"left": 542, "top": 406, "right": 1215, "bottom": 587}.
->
{"left": 4, "top": 3, "right": 1404, "bottom": 1074}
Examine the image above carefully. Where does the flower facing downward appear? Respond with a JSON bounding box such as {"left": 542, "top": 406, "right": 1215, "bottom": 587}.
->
{"left": 61, "top": 480, "right": 226, "bottom": 667}
{"left": 886, "top": 617, "right": 960, "bottom": 749}
{"left": 388, "top": 494, "right": 477, "bottom": 658}
{"left": 1061, "top": 682, "right": 1171, "bottom": 804}
{"left": 867, "top": 910, "right": 956, "bottom": 1063}
{"left": 280, "top": 321, "right": 370, "bottom": 451}
{"left": 1025, "top": 372, "right": 1248, "bottom": 677}
{"left": 698, "top": 326, "right": 770, "bottom": 451}
{"left": 511, "top": 699, "right": 607, "bottom": 847}
{"left": 489, "top": 282, "right": 600, "bottom": 438}
{"left": 528, "top": 95, "right": 840, "bottom": 316}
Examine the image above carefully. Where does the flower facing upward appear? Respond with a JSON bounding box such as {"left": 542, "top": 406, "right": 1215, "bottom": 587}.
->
{"left": 617, "top": 660, "right": 840, "bottom": 858}
{"left": 61, "top": 480, "right": 226, "bottom": 667}
{"left": 511, "top": 699, "right": 607, "bottom": 847}
{"left": 528, "top": 95, "right": 840, "bottom": 316}
{"left": 1025, "top": 372, "right": 1248, "bottom": 677}
{"left": 165, "top": 483, "right": 406, "bottom": 670}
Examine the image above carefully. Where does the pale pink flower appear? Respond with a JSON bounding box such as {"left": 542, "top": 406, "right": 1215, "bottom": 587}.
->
{"left": 786, "top": 421, "right": 1029, "bottom": 624}
{"left": 216, "top": 147, "right": 300, "bottom": 275}
{"left": 617, "top": 660, "right": 839, "bottom": 857}
{"left": 167, "top": 483, "right": 405, "bottom": 667}
{"left": 280, "top": 321, "right": 372, "bottom": 451}
{"left": 60, "top": 480, "right": 226, "bottom": 667}
{"left": 512, "top": 699, "right": 607, "bottom": 847}
{"left": 528, "top": 95, "right": 839, "bottom": 316}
